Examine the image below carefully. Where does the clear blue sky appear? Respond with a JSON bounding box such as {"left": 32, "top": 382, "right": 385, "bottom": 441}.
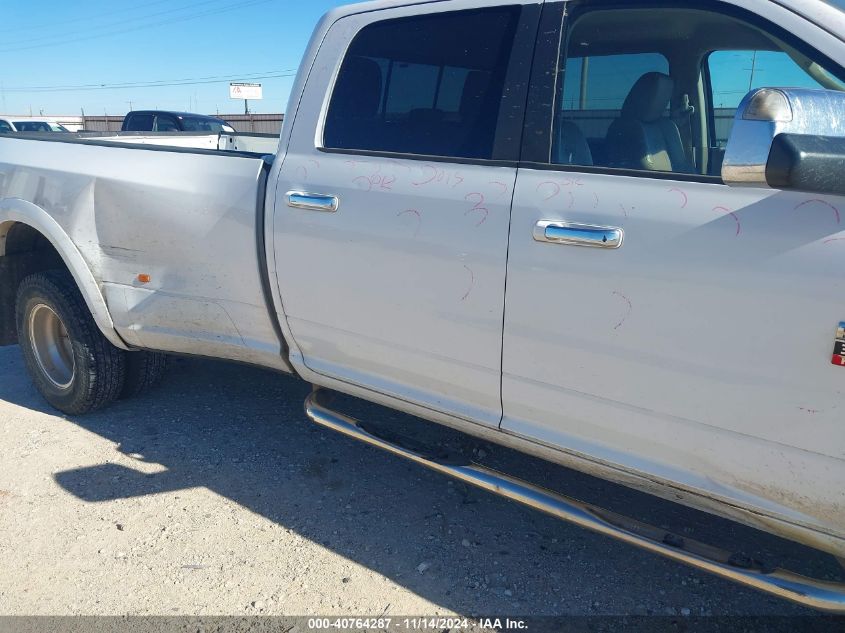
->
{"left": 1, "top": 0, "right": 835, "bottom": 117}
{"left": 1, "top": 0, "right": 347, "bottom": 116}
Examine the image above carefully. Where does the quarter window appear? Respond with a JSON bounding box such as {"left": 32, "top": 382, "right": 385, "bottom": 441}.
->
{"left": 323, "top": 7, "right": 522, "bottom": 160}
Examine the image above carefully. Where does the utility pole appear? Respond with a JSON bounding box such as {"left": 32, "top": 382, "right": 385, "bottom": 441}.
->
{"left": 579, "top": 57, "right": 590, "bottom": 110}
{"left": 747, "top": 50, "right": 758, "bottom": 92}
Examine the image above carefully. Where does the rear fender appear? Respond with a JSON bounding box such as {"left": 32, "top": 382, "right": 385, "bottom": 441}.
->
{"left": 0, "top": 198, "right": 129, "bottom": 350}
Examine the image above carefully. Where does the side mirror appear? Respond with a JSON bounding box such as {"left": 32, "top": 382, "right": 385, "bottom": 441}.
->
{"left": 722, "top": 87, "right": 845, "bottom": 196}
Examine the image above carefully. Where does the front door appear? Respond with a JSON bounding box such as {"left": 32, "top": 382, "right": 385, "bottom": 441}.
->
{"left": 274, "top": 2, "right": 538, "bottom": 426}
{"left": 502, "top": 0, "right": 845, "bottom": 531}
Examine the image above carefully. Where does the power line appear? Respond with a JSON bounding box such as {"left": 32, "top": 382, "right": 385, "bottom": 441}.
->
{"left": 3, "top": 69, "right": 299, "bottom": 92}
{"left": 0, "top": 0, "right": 174, "bottom": 35}
{"left": 3, "top": 72, "right": 298, "bottom": 93}
{"left": 2, "top": 0, "right": 232, "bottom": 46}
{"left": 0, "top": 0, "right": 277, "bottom": 53}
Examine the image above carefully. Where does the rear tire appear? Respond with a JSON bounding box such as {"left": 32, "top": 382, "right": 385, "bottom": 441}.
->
{"left": 120, "top": 351, "right": 168, "bottom": 399}
{"left": 16, "top": 270, "right": 126, "bottom": 414}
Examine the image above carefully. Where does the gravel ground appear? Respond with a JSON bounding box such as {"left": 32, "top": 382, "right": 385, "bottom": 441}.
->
{"left": 0, "top": 344, "right": 842, "bottom": 618}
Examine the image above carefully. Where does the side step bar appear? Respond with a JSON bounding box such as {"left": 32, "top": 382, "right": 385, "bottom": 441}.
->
{"left": 305, "top": 389, "right": 845, "bottom": 612}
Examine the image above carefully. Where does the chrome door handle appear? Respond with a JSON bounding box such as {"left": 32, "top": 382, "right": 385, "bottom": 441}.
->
{"left": 533, "top": 221, "right": 624, "bottom": 249}
{"left": 286, "top": 191, "right": 339, "bottom": 212}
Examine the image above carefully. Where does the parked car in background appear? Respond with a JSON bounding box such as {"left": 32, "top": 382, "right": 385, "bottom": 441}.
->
{"left": 121, "top": 110, "right": 236, "bottom": 133}
{"left": 0, "top": 117, "right": 70, "bottom": 132}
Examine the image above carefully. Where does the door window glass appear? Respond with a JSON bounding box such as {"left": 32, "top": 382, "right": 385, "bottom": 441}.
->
{"left": 154, "top": 115, "right": 179, "bottom": 132}
{"left": 324, "top": 6, "right": 522, "bottom": 160}
{"left": 556, "top": 51, "right": 669, "bottom": 167}
{"left": 561, "top": 53, "right": 670, "bottom": 111}
{"left": 707, "top": 50, "right": 839, "bottom": 148}
{"left": 553, "top": 7, "right": 845, "bottom": 178}
{"left": 124, "top": 114, "right": 154, "bottom": 131}
{"left": 181, "top": 117, "right": 226, "bottom": 132}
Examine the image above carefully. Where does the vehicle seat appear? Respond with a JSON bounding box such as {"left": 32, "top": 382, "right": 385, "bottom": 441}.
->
{"left": 605, "top": 72, "right": 693, "bottom": 173}
{"left": 555, "top": 120, "right": 593, "bottom": 166}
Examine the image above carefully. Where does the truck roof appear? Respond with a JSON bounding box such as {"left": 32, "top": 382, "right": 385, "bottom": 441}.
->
{"left": 126, "top": 110, "right": 229, "bottom": 122}
{"left": 325, "top": 0, "right": 842, "bottom": 15}
{"left": 320, "top": 0, "right": 450, "bottom": 23}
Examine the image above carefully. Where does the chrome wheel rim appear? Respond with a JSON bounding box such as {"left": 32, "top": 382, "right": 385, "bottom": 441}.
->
{"left": 28, "top": 303, "right": 75, "bottom": 389}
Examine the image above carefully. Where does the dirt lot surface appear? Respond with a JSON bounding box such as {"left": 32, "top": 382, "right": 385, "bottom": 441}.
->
{"left": 0, "top": 345, "right": 842, "bottom": 618}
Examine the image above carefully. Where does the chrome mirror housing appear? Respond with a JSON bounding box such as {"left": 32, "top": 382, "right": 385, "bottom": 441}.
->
{"left": 722, "top": 87, "right": 845, "bottom": 191}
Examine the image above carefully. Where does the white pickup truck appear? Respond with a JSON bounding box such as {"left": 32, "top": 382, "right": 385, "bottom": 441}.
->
{"left": 2, "top": 0, "right": 845, "bottom": 611}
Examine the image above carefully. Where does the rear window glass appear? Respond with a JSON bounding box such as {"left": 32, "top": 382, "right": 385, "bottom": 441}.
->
{"left": 323, "top": 6, "right": 522, "bottom": 160}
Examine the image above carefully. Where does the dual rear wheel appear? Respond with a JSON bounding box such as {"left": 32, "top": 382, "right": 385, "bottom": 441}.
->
{"left": 15, "top": 270, "right": 167, "bottom": 415}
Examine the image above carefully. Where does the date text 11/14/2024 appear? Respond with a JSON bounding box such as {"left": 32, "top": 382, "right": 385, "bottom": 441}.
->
{"left": 306, "top": 617, "right": 528, "bottom": 630}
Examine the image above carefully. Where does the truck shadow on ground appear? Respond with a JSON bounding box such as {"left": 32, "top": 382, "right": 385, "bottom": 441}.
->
{"left": 1, "top": 348, "right": 842, "bottom": 618}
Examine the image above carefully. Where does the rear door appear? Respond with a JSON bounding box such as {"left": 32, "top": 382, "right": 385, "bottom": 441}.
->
{"left": 273, "top": 2, "right": 539, "bottom": 426}
{"left": 502, "top": 0, "right": 845, "bottom": 528}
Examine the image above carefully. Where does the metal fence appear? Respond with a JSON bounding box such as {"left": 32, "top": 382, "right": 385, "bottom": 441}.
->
{"left": 218, "top": 114, "right": 284, "bottom": 134}
{"left": 80, "top": 113, "right": 284, "bottom": 134}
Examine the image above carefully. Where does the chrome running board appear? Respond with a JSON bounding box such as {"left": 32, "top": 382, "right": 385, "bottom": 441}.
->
{"left": 305, "top": 389, "right": 845, "bottom": 613}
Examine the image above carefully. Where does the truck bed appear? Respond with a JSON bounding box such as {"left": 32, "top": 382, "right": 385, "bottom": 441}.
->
{"left": 0, "top": 134, "right": 288, "bottom": 371}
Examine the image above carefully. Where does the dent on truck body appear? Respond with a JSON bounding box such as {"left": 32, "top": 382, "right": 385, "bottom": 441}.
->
{"left": 0, "top": 138, "right": 290, "bottom": 368}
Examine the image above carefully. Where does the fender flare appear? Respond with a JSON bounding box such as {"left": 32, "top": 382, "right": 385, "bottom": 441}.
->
{"left": 0, "top": 198, "right": 130, "bottom": 350}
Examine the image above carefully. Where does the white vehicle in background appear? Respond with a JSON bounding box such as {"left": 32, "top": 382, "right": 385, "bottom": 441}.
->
{"left": 0, "top": 114, "right": 277, "bottom": 152}
{"left": 1, "top": 0, "right": 845, "bottom": 612}
{"left": 0, "top": 117, "right": 70, "bottom": 133}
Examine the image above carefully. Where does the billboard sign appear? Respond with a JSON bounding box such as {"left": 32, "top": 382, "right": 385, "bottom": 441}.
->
{"left": 229, "top": 83, "right": 263, "bottom": 100}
